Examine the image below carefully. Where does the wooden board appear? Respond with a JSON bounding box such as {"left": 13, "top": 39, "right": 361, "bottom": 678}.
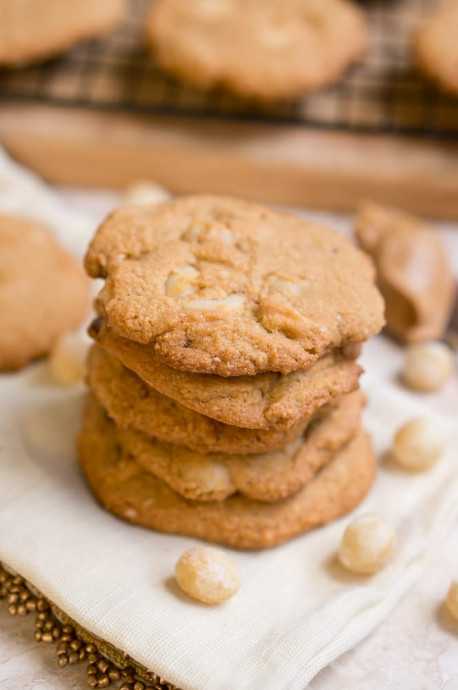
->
{"left": 0, "top": 104, "right": 457, "bottom": 219}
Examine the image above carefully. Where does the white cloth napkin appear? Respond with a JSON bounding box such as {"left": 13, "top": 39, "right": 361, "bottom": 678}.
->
{"left": 0, "top": 149, "right": 457, "bottom": 690}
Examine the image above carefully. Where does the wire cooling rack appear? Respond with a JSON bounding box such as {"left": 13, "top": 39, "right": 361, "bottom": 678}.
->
{"left": 0, "top": 0, "right": 457, "bottom": 138}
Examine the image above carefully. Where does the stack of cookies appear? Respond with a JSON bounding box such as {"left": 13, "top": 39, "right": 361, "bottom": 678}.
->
{"left": 79, "top": 196, "right": 385, "bottom": 549}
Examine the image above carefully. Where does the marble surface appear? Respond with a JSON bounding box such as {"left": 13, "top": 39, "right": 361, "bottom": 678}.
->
{"left": 0, "top": 188, "right": 457, "bottom": 689}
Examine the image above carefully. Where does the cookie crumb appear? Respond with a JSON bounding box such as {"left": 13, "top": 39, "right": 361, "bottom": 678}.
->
{"left": 175, "top": 548, "right": 240, "bottom": 604}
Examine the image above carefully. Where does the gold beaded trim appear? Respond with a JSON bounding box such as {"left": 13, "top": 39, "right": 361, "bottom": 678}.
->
{"left": 0, "top": 562, "right": 180, "bottom": 690}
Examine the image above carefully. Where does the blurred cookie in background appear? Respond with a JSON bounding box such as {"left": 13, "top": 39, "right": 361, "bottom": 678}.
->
{"left": 414, "top": 0, "right": 458, "bottom": 96}
{"left": 0, "top": 0, "right": 127, "bottom": 67}
{"left": 355, "top": 201, "right": 455, "bottom": 344}
{"left": 145, "top": 0, "right": 369, "bottom": 101}
{"left": 0, "top": 214, "right": 89, "bottom": 371}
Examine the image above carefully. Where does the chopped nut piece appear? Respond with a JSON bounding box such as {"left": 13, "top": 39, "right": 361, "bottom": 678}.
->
{"left": 175, "top": 547, "right": 240, "bottom": 604}
{"left": 401, "top": 341, "right": 455, "bottom": 392}
{"left": 341, "top": 343, "right": 362, "bottom": 361}
{"left": 339, "top": 514, "right": 396, "bottom": 575}
{"left": 392, "top": 418, "right": 448, "bottom": 471}
{"left": 185, "top": 293, "right": 244, "bottom": 311}
{"left": 269, "top": 277, "right": 302, "bottom": 295}
{"left": 170, "top": 457, "right": 233, "bottom": 501}
{"left": 181, "top": 224, "right": 205, "bottom": 242}
{"left": 217, "top": 228, "right": 235, "bottom": 245}
{"left": 165, "top": 266, "right": 199, "bottom": 297}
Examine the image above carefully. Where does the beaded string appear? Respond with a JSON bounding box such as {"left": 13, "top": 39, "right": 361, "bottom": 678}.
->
{"left": 0, "top": 562, "right": 179, "bottom": 690}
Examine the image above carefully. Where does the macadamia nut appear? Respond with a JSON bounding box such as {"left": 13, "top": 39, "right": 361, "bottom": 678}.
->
{"left": 339, "top": 514, "right": 397, "bottom": 575}
{"left": 123, "top": 180, "right": 170, "bottom": 206}
{"left": 446, "top": 581, "right": 458, "bottom": 622}
{"left": 402, "top": 341, "right": 455, "bottom": 392}
{"left": 175, "top": 547, "right": 240, "bottom": 604}
{"left": 49, "top": 332, "right": 89, "bottom": 386}
{"left": 392, "top": 418, "right": 448, "bottom": 471}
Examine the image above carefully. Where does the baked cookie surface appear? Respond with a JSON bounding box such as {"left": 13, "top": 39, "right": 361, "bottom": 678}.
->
{"left": 414, "top": 0, "right": 458, "bottom": 96}
{"left": 0, "top": 214, "right": 89, "bottom": 371}
{"left": 145, "top": 0, "right": 368, "bottom": 101}
{"left": 86, "top": 196, "right": 384, "bottom": 376}
{"left": 0, "top": 0, "right": 127, "bottom": 66}
{"left": 79, "top": 399, "right": 376, "bottom": 549}
{"left": 88, "top": 344, "right": 359, "bottom": 454}
{"left": 91, "top": 321, "right": 362, "bottom": 430}
{"left": 87, "top": 390, "right": 363, "bottom": 502}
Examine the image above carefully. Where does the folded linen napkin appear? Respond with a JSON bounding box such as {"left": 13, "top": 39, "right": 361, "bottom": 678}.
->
{"left": 0, "top": 149, "right": 456, "bottom": 690}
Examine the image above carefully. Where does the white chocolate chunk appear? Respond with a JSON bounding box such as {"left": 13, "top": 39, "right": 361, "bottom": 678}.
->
{"left": 185, "top": 294, "right": 245, "bottom": 311}
{"left": 166, "top": 266, "right": 199, "bottom": 297}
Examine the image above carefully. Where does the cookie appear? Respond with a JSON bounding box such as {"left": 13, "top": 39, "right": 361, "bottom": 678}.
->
{"left": 85, "top": 196, "right": 384, "bottom": 376}
{"left": 355, "top": 201, "right": 455, "bottom": 344}
{"left": 145, "top": 0, "right": 368, "bottom": 101}
{"left": 414, "top": 0, "right": 458, "bottom": 96}
{"left": 88, "top": 344, "right": 356, "bottom": 454}
{"left": 90, "top": 321, "right": 362, "bottom": 430}
{"left": 0, "top": 214, "right": 89, "bottom": 371}
{"left": 79, "top": 399, "right": 376, "bottom": 549}
{"left": 0, "top": 0, "right": 127, "bottom": 67}
{"left": 88, "top": 390, "right": 364, "bottom": 502}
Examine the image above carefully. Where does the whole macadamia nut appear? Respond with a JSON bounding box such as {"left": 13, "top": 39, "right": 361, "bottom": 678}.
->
{"left": 402, "top": 341, "right": 455, "bottom": 392}
{"left": 392, "top": 418, "right": 449, "bottom": 471}
{"left": 446, "top": 581, "right": 458, "bottom": 622}
{"left": 339, "top": 514, "right": 397, "bottom": 575}
{"left": 175, "top": 547, "right": 240, "bottom": 604}
{"left": 49, "top": 331, "right": 88, "bottom": 386}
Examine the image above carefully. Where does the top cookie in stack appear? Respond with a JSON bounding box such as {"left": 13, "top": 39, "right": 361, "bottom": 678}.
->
{"left": 80, "top": 195, "right": 384, "bottom": 549}
{"left": 85, "top": 196, "right": 383, "bottom": 376}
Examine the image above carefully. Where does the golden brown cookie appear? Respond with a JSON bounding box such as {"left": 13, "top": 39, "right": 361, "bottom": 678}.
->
{"left": 414, "top": 0, "right": 458, "bottom": 96}
{"left": 145, "top": 0, "right": 368, "bottom": 101}
{"left": 87, "top": 390, "right": 364, "bottom": 502}
{"left": 355, "top": 201, "right": 455, "bottom": 344}
{"left": 85, "top": 196, "right": 384, "bottom": 377}
{"left": 90, "top": 321, "right": 363, "bottom": 430}
{"left": 0, "top": 214, "right": 89, "bottom": 371}
{"left": 87, "top": 344, "right": 357, "bottom": 454}
{"left": 79, "top": 399, "right": 376, "bottom": 549}
{"left": 0, "top": 0, "right": 127, "bottom": 67}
